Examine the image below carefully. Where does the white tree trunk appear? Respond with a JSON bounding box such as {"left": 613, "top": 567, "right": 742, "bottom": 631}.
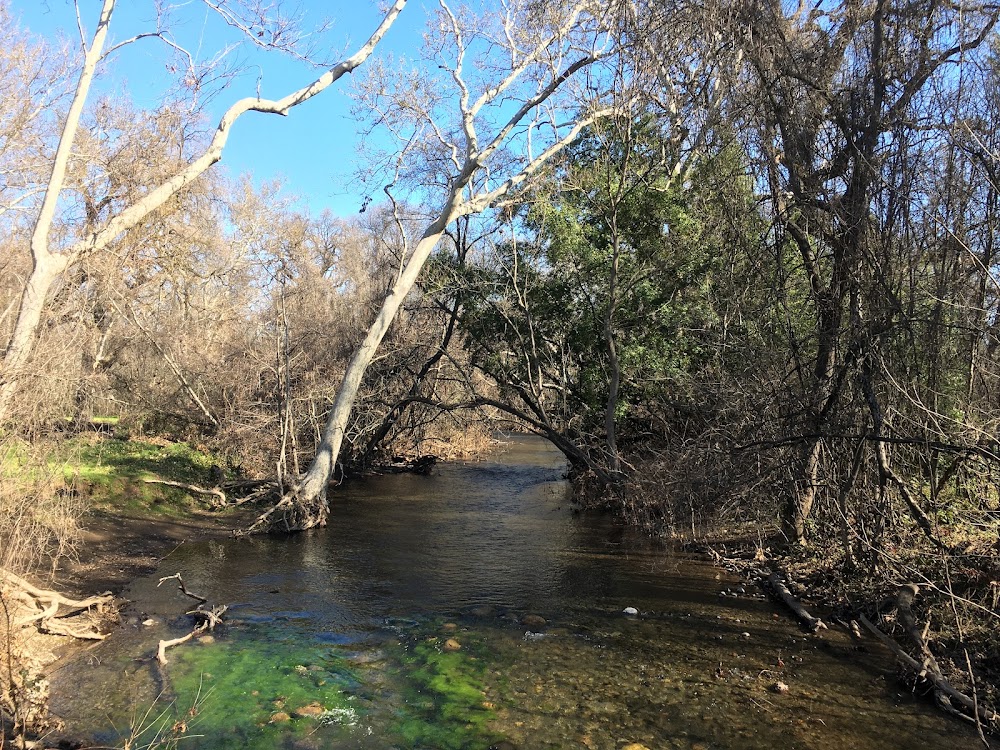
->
{"left": 0, "top": 0, "right": 407, "bottom": 423}
{"left": 0, "top": 0, "right": 113, "bottom": 419}
{"left": 0, "top": 255, "right": 69, "bottom": 416}
{"left": 246, "top": 202, "right": 460, "bottom": 532}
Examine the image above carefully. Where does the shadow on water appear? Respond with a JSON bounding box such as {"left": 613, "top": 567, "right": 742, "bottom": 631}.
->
{"left": 50, "top": 436, "right": 981, "bottom": 749}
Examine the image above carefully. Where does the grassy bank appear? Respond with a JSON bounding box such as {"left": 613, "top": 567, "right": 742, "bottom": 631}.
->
{"left": 0, "top": 431, "right": 240, "bottom": 744}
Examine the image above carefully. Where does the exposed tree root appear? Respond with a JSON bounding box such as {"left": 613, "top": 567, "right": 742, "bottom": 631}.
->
{"left": 0, "top": 568, "right": 112, "bottom": 638}
{"left": 240, "top": 487, "right": 327, "bottom": 535}
{"left": 767, "top": 571, "right": 828, "bottom": 633}
{"left": 2, "top": 568, "right": 117, "bottom": 743}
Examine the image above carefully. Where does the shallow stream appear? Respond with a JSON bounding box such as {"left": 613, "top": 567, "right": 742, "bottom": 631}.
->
{"left": 51, "top": 437, "right": 979, "bottom": 749}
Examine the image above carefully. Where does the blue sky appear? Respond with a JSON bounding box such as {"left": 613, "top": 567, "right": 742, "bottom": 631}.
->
{"left": 13, "top": 0, "right": 434, "bottom": 218}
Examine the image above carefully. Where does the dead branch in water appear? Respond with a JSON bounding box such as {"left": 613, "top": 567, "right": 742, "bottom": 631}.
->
{"left": 155, "top": 573, "right": 227, "bottom": 665}
{"left": 155, "top": 604, "right": 227, "bottom": 665}
{"left": 767, "top": 571, "right": 828, "bottom": 633}
{"left": 157, "top": 573, "right": 207, "bottom": 604}
{"left": 858, "top": 612, "right": 997, "bottom": 727}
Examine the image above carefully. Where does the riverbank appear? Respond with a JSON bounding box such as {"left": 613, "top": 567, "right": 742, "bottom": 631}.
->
{"left": 4, "top": 434, "right": 996, "bottom": 748}
{"left": 42, "top": 434, "right": 989, "bottom": 750}
{"left": 60, "top": 507, "right": 256, "bottom": 598}
{"left": 674, "top": 524, "right": 1000, "bottom": 739}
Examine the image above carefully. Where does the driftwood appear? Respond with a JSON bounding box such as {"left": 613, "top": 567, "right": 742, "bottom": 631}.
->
{"left": 859, "top": 612, "right": 997, "bottom": 726}
{"left": 0, "top": 568, "right": 113, "bottom": 639}
{"left": 156, "top": 604, "right": 227, "bottom": 665}
{"left": 155, "top": 573, "right": 226, "bottom": 665}
{"left": 767, "top": 571, "right": 828, "bottom": 633}
{"left": 142, "top": 478, "right": 226, "bottom": 507}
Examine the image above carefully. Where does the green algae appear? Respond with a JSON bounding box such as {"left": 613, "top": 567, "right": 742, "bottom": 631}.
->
{"left": 165, "top": 626, "right": 363, "bottom": 749}
{"left": 391, "top": 628, "right": 504, "bottom": 750}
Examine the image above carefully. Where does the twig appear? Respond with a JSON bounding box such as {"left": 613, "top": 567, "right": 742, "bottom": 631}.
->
{"left": 157, "top": 573, "right": 207, "bottom": 604}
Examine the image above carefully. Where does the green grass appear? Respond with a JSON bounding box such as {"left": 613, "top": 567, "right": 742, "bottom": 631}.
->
{"left": 2, "top": 433, "right": 230, "bottom": 543}
{"left": 69, "top": 438, "right": 214, "bottom": 484}
{"left": 58, "top": 437, "right": 223, "bottom": 515}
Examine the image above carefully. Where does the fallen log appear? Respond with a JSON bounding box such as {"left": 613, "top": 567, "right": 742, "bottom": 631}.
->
{"left": 142, "top": 478, "right": 226, "bottom": 507}
{"left": 858, "top": 613, "right": 997, "bottom": 726}
{"left": 767, "top": 571, "right": 827, "bottom": 633}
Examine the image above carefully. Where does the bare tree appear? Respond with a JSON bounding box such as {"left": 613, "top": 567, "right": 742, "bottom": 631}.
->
{"left": 738, "top": 0, "right": 999, "bottom": 545}
{"left": 247, "top": 0, "right": 625, "bottom": 532}
{"left": 0, "top": 0, "right": 407, "bottom": 420}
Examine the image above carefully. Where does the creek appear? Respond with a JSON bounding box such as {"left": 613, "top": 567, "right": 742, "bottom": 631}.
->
{"left": 50, "top": 436, "right": 979, "bottom": 749}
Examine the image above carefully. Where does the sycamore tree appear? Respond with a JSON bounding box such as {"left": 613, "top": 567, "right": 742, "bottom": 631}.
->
{"left": 0, "top": 0, "right": 407, "bottom": 420}
{"left": 247, "top": 0, "right": 630, "bottom": 532}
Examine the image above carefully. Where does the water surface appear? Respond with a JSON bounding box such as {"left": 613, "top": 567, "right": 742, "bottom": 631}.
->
{"left": 51, "top": 437, "right": 979, "bottom": 749}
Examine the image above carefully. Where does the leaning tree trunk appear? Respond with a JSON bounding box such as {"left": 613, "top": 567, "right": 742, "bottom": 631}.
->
{"left": 0, "top": 0, "right": 113, "bottom": 421}
{"left": 0, "top": 256, "right": 69, "bottom": 418}
{"left": 246, "top": 203, "right": 461, "bottom": 532}
{"left": 0, "top": 0, "right": 407, "bottom": 424}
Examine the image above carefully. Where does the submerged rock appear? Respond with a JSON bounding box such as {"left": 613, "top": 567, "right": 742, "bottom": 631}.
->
{"left": 468, "top": 604, "right": 500, "bottom": 619}
{"left": 521, "top": 614, "right": 547, "bottom": 629}
{"left": 443, "top": 638, "right": 462, "bottom": 652}
{"left": 292, "top": 702, "right": 325, "bottom": 718}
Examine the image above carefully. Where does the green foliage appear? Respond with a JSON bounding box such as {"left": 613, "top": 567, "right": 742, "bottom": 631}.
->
{"left": 461, "top": 118, "right": 767, "bottom": 453}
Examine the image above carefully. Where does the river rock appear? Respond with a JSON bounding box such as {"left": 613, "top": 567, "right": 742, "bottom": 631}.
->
{"left": 468, "top": 604, "right": 499, "bottom": 618}
{"left": 520, "top": 614, "right": 547, "bottom": 629}
{"left": 348, "top": 650, "right": 385, "bottom": 665}
{"left": 622, "top": 606, "right": 639, "bottom": 616}
{"left": 269, "top": 712, "right": 291, "bottom": 723}
{"left": 442, "top": 622, "right": 458, "bottom": 632}
{"left": 443, "top": 638, "right": 462, "bottom": 652}
{"left": 292, "top": 702, "right": 325, "bottom": 718}
{"left": 621, "top": 743, "right": 650, "bottom": 750}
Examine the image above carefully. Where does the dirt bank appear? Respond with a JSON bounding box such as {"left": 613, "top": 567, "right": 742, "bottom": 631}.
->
{"left": 57, "top": 507, "right": 257, "bottom": 599}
